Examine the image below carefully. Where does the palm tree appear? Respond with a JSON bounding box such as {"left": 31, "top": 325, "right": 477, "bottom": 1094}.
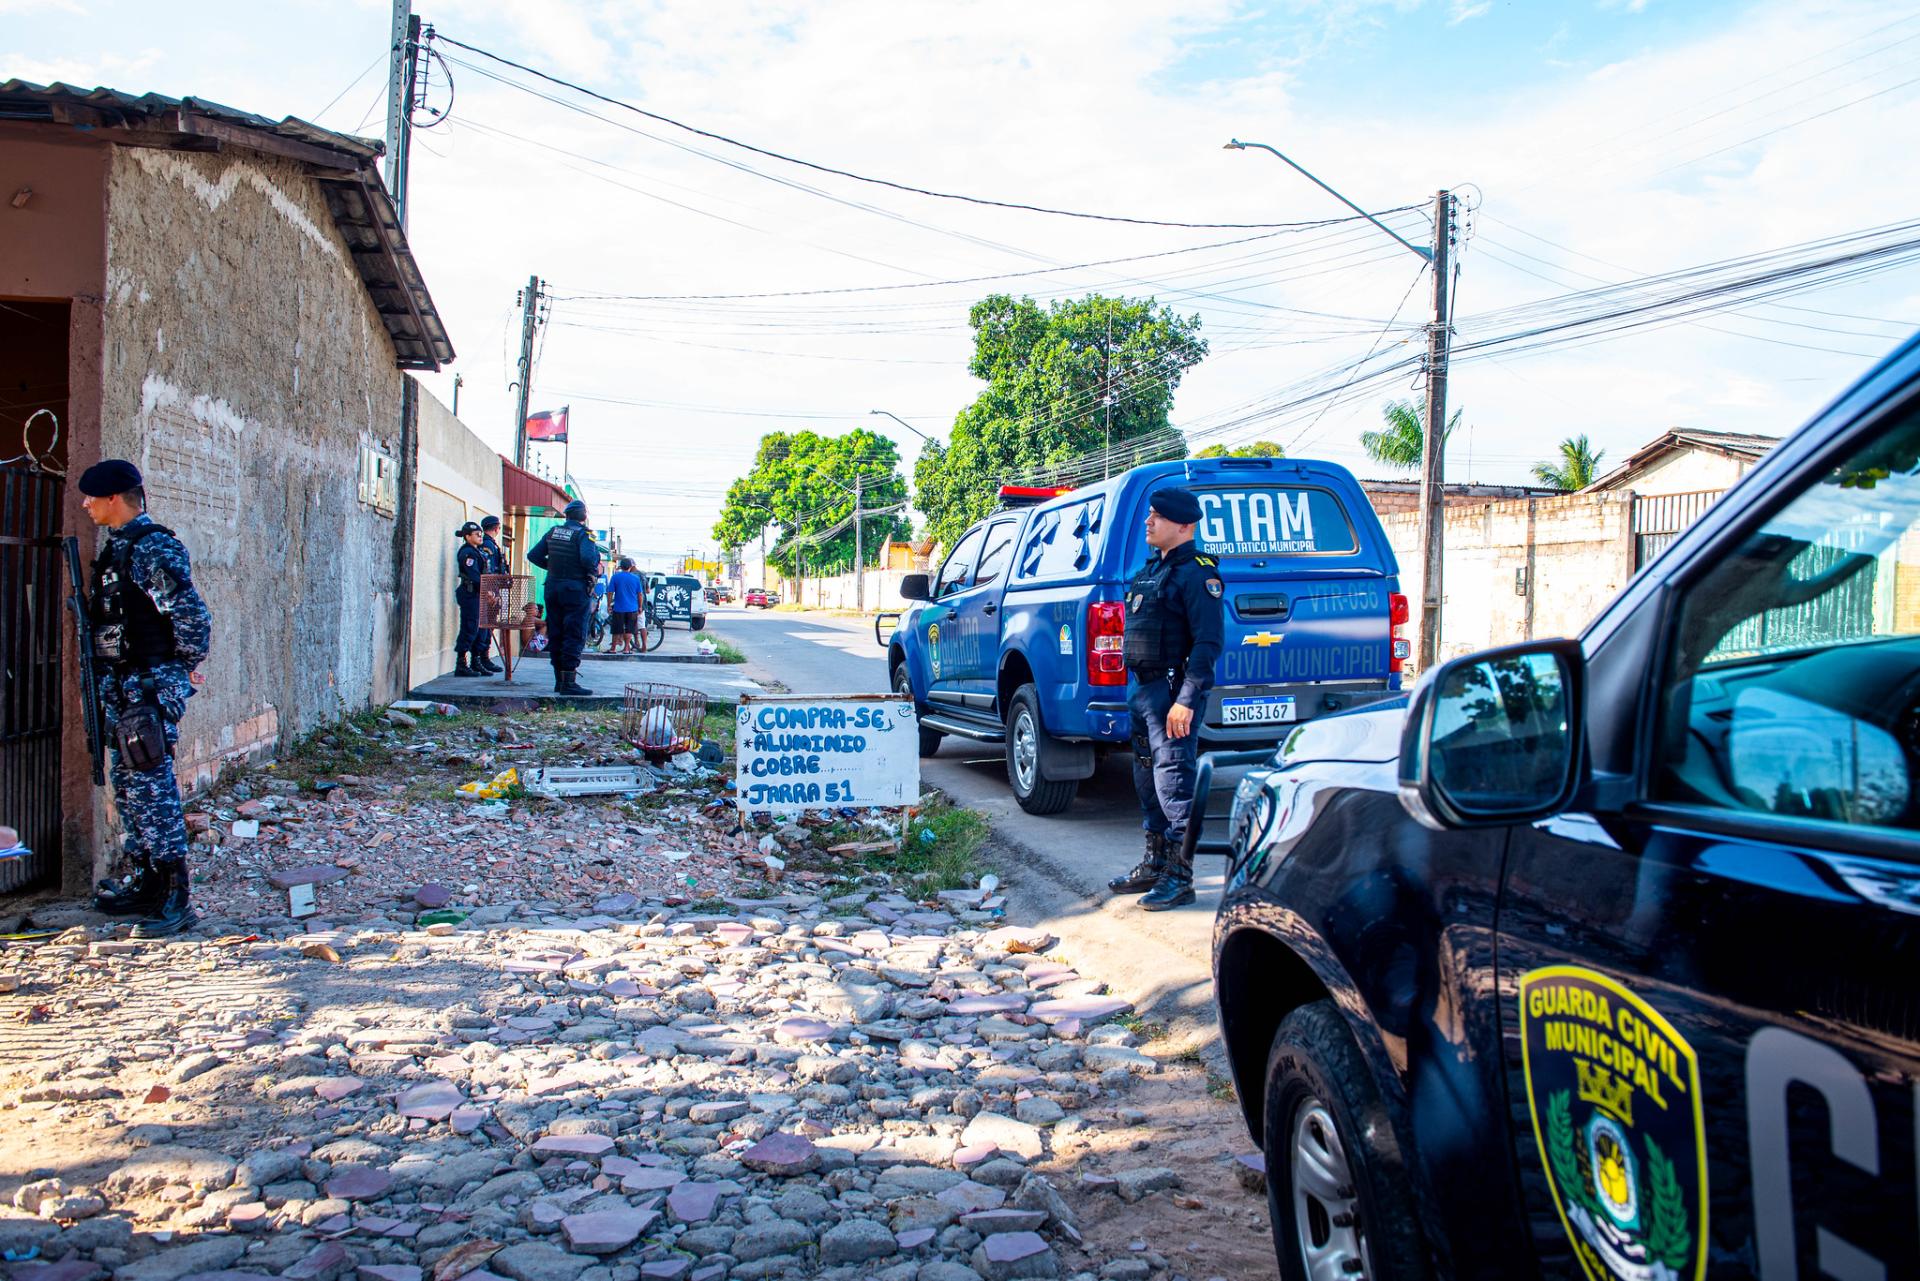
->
{"left": 1361, "top": 400, "right": 1459, "bottom": 472}
{"left": 1532, "top": 435, "right": 1606, "bottom": 491}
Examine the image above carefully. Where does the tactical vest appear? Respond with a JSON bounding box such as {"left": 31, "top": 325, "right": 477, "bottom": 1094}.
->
{"left": 545, "top": 524, "right": 595, "bottom": 585}
{"left": 1124, "top": 553, "right": 1191, "bottom": 671}
{"left": 91, "top": 524, "right": 177, "bottom": 668}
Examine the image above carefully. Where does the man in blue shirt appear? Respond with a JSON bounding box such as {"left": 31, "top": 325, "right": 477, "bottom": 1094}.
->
{"left": 608, "top": 558, "right": 644, "bottom": 654}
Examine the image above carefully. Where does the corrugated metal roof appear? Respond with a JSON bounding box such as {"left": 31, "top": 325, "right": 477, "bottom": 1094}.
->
{"left": 501, "top": 457, "right": 571, "bottom": 513}
{"left": 0, "top": 80, "right": 384, "bottom": 163}
{"left": 0, "top": 80, "right": 453, "bottom": 370}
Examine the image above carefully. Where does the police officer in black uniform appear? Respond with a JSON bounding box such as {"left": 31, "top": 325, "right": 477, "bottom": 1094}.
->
{"left": 470, "top": 515, "right": 506, "bottom": 674}
{"left": 1107, "top": 487, "right": 1224, "bottom": 911}
{"left": 527, "top": 499, "right": 601, "bottom": 696}
{"left": 453, "top": 522, "right": 486, "bottom": 677}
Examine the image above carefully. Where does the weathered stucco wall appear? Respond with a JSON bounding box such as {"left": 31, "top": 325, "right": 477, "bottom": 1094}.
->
{"left": 1384, "top": 491, "right": 1638, "bottom": 668}
{"left": 98, "top": 145, "right": 410, "bottom": 793}
{"left": 411, "top": 387, "right": 503, "bottom": 682}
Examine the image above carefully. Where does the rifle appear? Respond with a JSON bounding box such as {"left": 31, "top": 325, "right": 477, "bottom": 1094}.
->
{"left": 63, "top": 536, "right": 106, "bottom": 786}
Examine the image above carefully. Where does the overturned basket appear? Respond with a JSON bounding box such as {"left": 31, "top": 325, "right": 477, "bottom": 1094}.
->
{"left": 623, "top": 682, "right": 705, "bottom": 757}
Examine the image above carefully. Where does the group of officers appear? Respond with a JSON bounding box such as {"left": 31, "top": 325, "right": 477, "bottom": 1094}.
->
{"left": 452, "top": 498, "right": 604, "bottom": 696}
{"left": 69, "top": 459, "right": 1224, "bottom": 934}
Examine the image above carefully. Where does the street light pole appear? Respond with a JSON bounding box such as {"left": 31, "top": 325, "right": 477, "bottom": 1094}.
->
{"left": 1224, "top": 139, "right": 1451, "bottom": 670}
{"left": 869, "top": 409, "right": 936, "bottom": 444}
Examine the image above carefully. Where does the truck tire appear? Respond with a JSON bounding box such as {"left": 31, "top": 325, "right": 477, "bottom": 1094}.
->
{"left": 895, "top": 664, "right": 943, "bottom": 758}
{"left": 1263, "top": 1000, "right": 1431, "bottom": 1281}
{"left": 1005, "top": 684, "right": 1078, "bottom": 815}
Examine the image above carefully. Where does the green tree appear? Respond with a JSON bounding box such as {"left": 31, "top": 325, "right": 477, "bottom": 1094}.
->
{"left": 1192, "top": 440, "right": 1286, "bottom": 459}
{"left": 713, "top": 429, "right": 910, "bottom": 577}
{"left": 915, "top": 293, "right": 1208, "bottom": 547}
{"left": 1361, "top": 399, "right": 1460, "bottom": 472}
{"left": 1531, "top": 434, "right": 1606, "bottom": 491}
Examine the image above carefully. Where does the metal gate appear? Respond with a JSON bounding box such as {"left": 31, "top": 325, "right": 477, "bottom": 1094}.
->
{"left": 0, "top": 466, "right": 64, "bottom": 893}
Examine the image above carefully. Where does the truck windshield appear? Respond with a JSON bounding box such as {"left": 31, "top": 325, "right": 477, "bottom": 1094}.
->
{"left": 1192, "top": 486, "right": 1357, "bottom": 557}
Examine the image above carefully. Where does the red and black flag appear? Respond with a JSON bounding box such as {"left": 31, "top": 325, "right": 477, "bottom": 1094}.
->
{"left": 525, "top": 406, "right": 570, "bottom": 442}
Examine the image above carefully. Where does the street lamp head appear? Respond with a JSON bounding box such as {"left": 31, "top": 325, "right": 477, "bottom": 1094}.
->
{"left": 1223, "top": 139, "right": 1247, "bottom": 150}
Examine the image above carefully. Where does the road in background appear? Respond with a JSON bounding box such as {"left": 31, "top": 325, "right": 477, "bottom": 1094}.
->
{"left": 708, "top": 605, "right": 1230, "bottom": 1063}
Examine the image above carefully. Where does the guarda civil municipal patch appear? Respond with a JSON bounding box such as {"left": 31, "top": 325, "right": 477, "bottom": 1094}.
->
{"left": 1518, "top": 966, "right": 1707, "bottom": 1281}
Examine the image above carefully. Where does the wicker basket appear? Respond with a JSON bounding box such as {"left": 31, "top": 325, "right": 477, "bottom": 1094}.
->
{"left": 623, "top": 682, "right": 706, "bottom": 755}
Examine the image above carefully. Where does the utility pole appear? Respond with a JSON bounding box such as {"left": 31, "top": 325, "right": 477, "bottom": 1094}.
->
{"left": 1103, "top": 301, "right": 1113, "bottom": 479}
{"left": 511, "top": 275, "right": 543, "bottom": 469}
{"left": 451, "top": 373, "right": 463, "bottom": 417}
{"left": 853, "top": 475, "right": 865, "bottom": 614}
{"left": 1416, "top": 190, "right": 1455, "bottom": 671}
{"left": 383, "top": 3, "right": 419, "bottom": 222}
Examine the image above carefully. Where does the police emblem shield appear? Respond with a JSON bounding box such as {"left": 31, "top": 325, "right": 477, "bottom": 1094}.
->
{"left": 1204, "top": 577, "right": 1223, "bottom": 598}
{"left": 1519, "top": 967, "right": 1707, "bottom": 1281}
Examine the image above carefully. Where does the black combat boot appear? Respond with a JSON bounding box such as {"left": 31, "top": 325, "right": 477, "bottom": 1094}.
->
{"left": 454, "top": 653, "right": 477, "bottom": 677}
{"left": 556, "top": 667, "right": 591, "bottom": 697}
{"left": 95, "top": 855, "right": 164, "bottom": 916}
{"left": 473, "top": 650, "right": 500, "bottom": 675}
{"left": 1108, "top": 831, "right": 1168, "bottom": 894}
{"left": 1138, "top": 834, "right": 1196, "bottom": 910}
{"left": 132, "top": 861, "right": 198, "bottom": 938}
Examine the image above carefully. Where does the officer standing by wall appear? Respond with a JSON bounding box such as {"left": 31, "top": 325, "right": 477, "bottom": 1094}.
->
{"left": 1107, "top": 487, "right": 1223, "bottom": 911}
{"left": 452, "top": 522, "right": 486, "bottom": 677}
{"left": 78, "top": 460, "right": 213, "bottom": 938}
{"left": 526, "top": 498, "right": 601, "bottom": 696}
{"left": 470, "top": 515, "right": 505, "bottom": 675}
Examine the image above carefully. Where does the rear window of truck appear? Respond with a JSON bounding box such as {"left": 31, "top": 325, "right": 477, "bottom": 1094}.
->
{"left": 1193, "top": 486, "right": 1357, "bottom": 557}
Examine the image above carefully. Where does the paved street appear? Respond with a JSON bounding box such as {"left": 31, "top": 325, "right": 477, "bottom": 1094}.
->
{"left": 705, "top": 608, "right": 1231, "bottom": 1066}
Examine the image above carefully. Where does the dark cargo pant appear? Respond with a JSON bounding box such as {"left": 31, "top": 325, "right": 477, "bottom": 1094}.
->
{"left": 1128, "top": 669, "right": 1198, "bottom": 847}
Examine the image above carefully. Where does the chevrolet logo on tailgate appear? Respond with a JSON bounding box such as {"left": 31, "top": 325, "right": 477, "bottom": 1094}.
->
{"left": 1243, "top": 631, "right": 1286, "bottom": 647}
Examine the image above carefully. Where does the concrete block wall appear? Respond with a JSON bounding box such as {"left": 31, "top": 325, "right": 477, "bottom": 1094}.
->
{"left": 1383, "top": 491, "right": 1639, "bottom": 667}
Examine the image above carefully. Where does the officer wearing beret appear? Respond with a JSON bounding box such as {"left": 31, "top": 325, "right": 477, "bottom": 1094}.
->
{"left": 453, "top": 522, "right": 486, "bottom": 678}
{"left": 77, "top": 459, "right": 213, "bottom": 937}
{"left": 527, "top": 498, "right": 601, "bottom": 696}
{"left": 470, "top": 515, "right": 506, "bottom": 675}
{"left": 1108, "top": 486, "right": 1223, "bottom": 910}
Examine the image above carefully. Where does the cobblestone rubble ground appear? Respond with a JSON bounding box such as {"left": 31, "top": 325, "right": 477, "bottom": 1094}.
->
{"left": 0, "top": 709, "right": 1278, "bottom": 1281}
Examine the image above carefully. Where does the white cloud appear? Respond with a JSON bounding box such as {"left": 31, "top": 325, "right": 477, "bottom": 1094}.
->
{"left": 12, "top": 0, "right": 1918, "bottom": 563}
{"left": 1449, "top": 1, "right": 1492, "bottom": 24}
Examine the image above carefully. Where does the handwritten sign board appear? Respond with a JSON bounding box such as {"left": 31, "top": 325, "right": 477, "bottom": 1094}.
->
{"left": 735, "top": 694, "right": 920, "bottom": 813}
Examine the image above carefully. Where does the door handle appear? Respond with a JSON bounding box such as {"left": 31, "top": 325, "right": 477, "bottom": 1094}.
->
{"left": 982, "top": 604, "right": 998, "bottom": 615}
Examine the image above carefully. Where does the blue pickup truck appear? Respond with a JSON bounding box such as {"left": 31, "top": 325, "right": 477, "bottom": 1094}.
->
{"left": 883, "top": 456, "right": 1408, "bottom": 813}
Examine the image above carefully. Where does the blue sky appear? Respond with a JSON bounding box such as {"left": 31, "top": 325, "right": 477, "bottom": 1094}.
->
{"left": 9, "top": 0, "right": 1919, "bottom": 565}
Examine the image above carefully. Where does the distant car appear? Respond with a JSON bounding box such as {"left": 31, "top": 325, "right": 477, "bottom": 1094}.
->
{"left": 744, "top": 588, "right": 772, "bottom": 609}
{"left": 709, "top": 584, "right": 734, "bottom": 604}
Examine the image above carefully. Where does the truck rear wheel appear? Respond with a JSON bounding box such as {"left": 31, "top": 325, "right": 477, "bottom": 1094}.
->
{"left": 1006, "top": 684, "right": 1078, "bottom": 815}
{"left": 896, "top": 664, "right": 943, "bottom": 757}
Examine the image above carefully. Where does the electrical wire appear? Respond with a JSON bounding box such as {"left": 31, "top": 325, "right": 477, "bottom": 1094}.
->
{"left": 433, "top": 30, "right": 1418, "bottom": 231}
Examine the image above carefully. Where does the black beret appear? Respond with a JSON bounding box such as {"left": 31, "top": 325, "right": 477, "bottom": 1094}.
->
{"left": 78, "top": 459, "right": 142, "bottom": 497}
{"left": 481, "top": 514, "right": 501, "bottom": 529}
{"left": 564, "top": 499, "right": 589, "bottom": 521}
{"left": 1149, "top": 487, "right": 1201, "bottom": 524}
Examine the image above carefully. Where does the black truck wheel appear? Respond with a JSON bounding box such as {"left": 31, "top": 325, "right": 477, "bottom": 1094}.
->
{"left": 896, "top": 664, "right": 943, "bottom": 757}
{"left": 1005, "top": 684, "right": 1078, "bottom": 815}
{"left": 1263, "top": 1000, "right": 1431, "bottom": 1281}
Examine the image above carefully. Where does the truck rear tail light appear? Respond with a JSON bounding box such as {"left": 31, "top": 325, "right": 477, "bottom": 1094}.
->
{"left": 1087, "top": 600, "right": 1127, "bottom": 686}
{"left": 1389, "top": 592, "right": 1410, "bottom": 674}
